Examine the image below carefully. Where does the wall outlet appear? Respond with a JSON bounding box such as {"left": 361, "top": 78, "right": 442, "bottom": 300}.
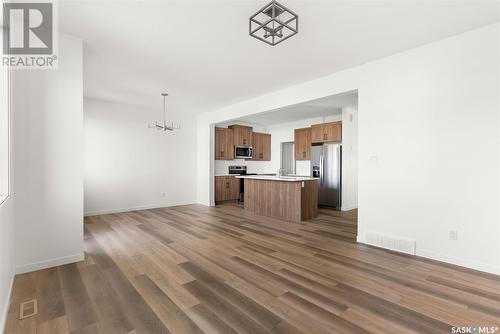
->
{"left": 449, "top": 230, "right": 458, "bottom": 241}
{"left": 369, "top": 155, "right": 378, "bottom": 163}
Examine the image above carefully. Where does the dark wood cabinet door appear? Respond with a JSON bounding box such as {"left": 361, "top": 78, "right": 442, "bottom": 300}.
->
{"left": 215, "top": 176, "right": 226, "bottom": 201}
{"left": 215, "top": 127, "right": 234, "bottom": 160}
{"left": 311, "top": 122, "right": 342, "bottom": 143}
{"left": 227, "top": 176, "right": 240, "bottom": 200}
{"left": 324, "top": 122, "right": 342, "bottom": 142}
{"left": 250, "top": 132, "right": 261, "bottom": 160}
{"left": 250, "top": 132, "right": 270, "bottom": 161}
{"left": 311, "top": 124, "right": 325, "bottom": 143}
{"left": 216, "top": 176, "right": 239, "bottom": 202}
{"left": 295, "top": 128, "right": 311, "bottom": 160}
{"left": 241, "top": 127, "right": 253, "bottom": 147}
{"left": 261, "top": 133, "right": 271, "bottom": 161}
{"left": 215, "top": 128, "right": 225, "bottom": 160}
{"left": 225, "top": 128, "right": 234, "bottom": 160}
{"left": 229, "top": 125, "right": 253, "bottom": 147}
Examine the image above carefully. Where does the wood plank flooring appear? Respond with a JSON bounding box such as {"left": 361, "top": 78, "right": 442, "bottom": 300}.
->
{"left": 5, "top": 203, "right": 500, "bottom": 333}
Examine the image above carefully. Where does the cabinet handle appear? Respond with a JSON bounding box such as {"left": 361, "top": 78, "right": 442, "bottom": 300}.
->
{"left": 221, "top": 151, "right": 224, "bottom": 157}
{"left": 303, "top": 151, "right": 306, "bottom": 158}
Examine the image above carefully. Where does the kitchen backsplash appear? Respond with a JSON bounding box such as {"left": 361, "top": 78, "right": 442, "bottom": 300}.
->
{"left": 215, "top": 159, "right": 311, "bottom": 176}
{"left": 214, "top": 159, "right": 272, "bottom": 175}
{"left": 295, "top": 160, "right": 311, "bottom": 176}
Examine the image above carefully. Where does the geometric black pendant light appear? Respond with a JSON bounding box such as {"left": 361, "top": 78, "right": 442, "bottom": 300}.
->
{"left": 249, "top": 0, "right": 298, "bottom": 46}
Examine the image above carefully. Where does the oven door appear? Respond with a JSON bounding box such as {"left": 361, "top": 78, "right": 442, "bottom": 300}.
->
{"left": 234, "top": 146, "right": 253, "bottom": 159}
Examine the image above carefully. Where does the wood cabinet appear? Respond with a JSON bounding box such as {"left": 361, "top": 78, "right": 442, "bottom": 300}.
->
{"left": 251, "top": 132, "right": 271, "bottom": 161}
{"left": 243, "top": 178, "right": 318, "bottom": 222}
{"left": 294, "top": 127, "right": 311, "bottom": 160}
{"left": 311, "top": 121, "right": 342, "bottom": 143}
{"left": 215, "top": 127, "right": 234, "bottom": 160}
{"left": 229, "top": 125, "right": 253, "bottom": 147}
{"left": 215, "top": 176, "right": 239, "bottom": 202}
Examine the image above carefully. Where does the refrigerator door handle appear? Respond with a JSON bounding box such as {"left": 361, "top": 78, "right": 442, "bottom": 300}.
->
{"left": 319, "top": 154, "right": 324, "bottom": 185}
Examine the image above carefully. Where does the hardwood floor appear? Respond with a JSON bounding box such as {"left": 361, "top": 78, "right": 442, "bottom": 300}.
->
{"left": 5, "top": 203, "right": 500, "bottom": 333}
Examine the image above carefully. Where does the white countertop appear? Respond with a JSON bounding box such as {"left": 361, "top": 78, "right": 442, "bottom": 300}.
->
{"left": 236, "top": 175, "right": 319, "bottom": 182}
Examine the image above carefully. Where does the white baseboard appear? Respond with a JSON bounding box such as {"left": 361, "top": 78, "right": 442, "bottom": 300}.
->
{"left": 341, "top": 205, "right": 358, "bottom": 211}
{"left": 0, "top": 273, "right": 14, "bottom": 334}
{"left": 357, "top": 233, "right": 499, "bottom": 276}
{"left": 416, "top": 249, "right": 500, "bottom": 276}
{"left": 15, "top": 253, "right": 84, "bottom": 275}
{"left": 84, "top": 201, "right": 196, "bottom": 216}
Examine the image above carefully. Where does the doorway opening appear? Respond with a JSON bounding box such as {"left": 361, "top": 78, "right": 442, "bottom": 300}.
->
{"left": 280, "top": 142, "right": 295, "bottom": 175}
{"left": 211, "top": 90, "right": 358, "bottom": 241}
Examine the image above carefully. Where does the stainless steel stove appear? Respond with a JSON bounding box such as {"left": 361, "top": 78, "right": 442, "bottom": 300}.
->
{"left": 228, "top": 166, "right": 256, "bottom": 202}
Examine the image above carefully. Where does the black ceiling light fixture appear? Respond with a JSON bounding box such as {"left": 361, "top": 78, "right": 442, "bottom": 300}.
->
{"left": 249, "top": 0, "right": 298, "bottom": 46}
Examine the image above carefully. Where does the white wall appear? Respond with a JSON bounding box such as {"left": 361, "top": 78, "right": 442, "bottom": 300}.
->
{"left": 84, "top": 98, "right": 197, "bottom": 215}
{"left": 0, "top": 32, "right": 14, "bottom": 332}
{"left": 356, "top": 23, "right": 499, "bottom": 274}
{"left": 0, "top": 198, "right": 14, "bottom": 333}
{"left": 197, "top": 23, "right": 500, "bottom": 274}
{"left": 342, "top": 106, "right": 358, "bottom": 211}
{"left": 11, "top": 33, "right": 84, "bottom": 273}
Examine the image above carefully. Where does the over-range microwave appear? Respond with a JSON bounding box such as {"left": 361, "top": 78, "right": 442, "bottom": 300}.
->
{"left": 234, "top": 145, "right": 253, "bottom": 159}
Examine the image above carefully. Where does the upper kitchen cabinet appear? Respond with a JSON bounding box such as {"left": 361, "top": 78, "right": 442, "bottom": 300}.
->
{"left": 215, "top": 127, "right": 234, "bottom": 160}
{"left": 229, "top": 125, "right": 253, "bottom": 146}
{"left": 295, "top": 127, "right": 311, "bottom": 160}
{"left": 311, "top": 121, "right": 342, "bottom": 143}
{"left": 251, "top": 132, "right": 271, "bottom": 161}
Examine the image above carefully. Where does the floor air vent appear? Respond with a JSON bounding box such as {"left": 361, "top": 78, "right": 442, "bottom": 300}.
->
{"left": 19, "top": 299, "right": 37, "bottom": 319}
{"left": 365, "top": 232, "right": 416, "bottom": 255}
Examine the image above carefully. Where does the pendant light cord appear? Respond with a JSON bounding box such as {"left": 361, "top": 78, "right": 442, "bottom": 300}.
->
{"left": 163, "top": 95, "right": 166, "bottom": 123}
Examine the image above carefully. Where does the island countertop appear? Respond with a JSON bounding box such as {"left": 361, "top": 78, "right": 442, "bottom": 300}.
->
{"left": 236, "top": 175, "right": 318, "bottom": 182}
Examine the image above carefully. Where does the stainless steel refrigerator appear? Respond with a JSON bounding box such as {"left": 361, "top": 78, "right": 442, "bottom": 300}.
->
{"left": 311, "top": 143, "right": 342, "bottom": 208}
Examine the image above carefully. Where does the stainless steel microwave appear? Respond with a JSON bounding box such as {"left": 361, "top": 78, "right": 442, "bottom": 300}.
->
{"left": 234, "top": 146, "right": 253, "bottom": 159}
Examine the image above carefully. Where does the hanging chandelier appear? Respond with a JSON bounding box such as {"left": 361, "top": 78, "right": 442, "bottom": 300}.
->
{"left": 249, "top": 0, "right": 298, "bottom": 46}
{"left": 148, "top": 93, "right": 180, "bottom": 132}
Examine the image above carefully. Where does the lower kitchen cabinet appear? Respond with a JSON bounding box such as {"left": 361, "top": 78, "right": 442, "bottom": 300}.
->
{"left": 215, "top": 176, "right": 240, "bottom": 202}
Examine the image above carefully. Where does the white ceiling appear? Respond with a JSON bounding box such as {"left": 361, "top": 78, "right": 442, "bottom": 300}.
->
{"left": 59, "top": 1, "right": 500, "bottom": 116}
{"left": 229, "top": 91, "right": 357, "bottom": 126}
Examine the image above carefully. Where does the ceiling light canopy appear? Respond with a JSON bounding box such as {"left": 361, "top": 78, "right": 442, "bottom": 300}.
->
{"left": 249, "top": 0, "right": 298, "bottom": 46}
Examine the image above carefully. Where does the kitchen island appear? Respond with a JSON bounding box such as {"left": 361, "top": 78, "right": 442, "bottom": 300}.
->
{"left": 236, "top": 175, "right": 319, "bottom": 222}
